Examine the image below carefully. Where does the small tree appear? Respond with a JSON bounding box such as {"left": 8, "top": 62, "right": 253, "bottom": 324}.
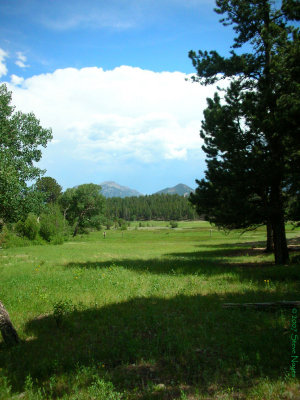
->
{"left": 36, "top": 176, "right": 62, "bottom": 204}
{"left": 39, "top": 204, "right": 66, "bottom": 242}
{"left": 23, "top": 213, "right": 40, "bottom": 240}
{"left": 62, "top": 184, "right": 105, "bottom": 236}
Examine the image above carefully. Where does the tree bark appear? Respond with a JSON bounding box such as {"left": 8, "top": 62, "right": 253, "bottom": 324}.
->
{"left": 272, "top": 216, "right": 289, "bottom": 264}
{"left": 266, "top": 220, "right": 274, "bottom": 252}
{"left": 0, "top": 301, "right": 19, "bottom": 346}
{"left": 73, "top": 222, "right": 79, "bottom": 237}
{"left": 270, "top": 186, "right": 289, "bottom": 264}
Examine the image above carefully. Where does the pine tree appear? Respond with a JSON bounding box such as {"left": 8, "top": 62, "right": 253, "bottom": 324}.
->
{"left": 189, "top": 0, "right": 300, "bottom": 264}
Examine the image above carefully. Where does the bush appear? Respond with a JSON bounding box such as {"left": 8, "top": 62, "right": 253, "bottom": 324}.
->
{"left": 39, "top": 204, "right": 65, "bottom": 242}
{"left": 53, "top": 299, "right": 74, "bottom": 327}
{"left": 15, "top": 219, "right": 25, "bottom": 236}
{"left": 23, "top": 213, "right": 40, "bottom": 240}
{"left": 105, "top": 219, "right": 113, "bottom": 230}
{"left": 170, "top": 221, "right": 178, "bottom": 229}
{"left": 50, "top": 234, "right": 65, "bottom": 245}
{"left": 89, "top": 215, "right": 104, "bottom": 231}
{"left": 0, "top": 225, "right": 44, "bottom": 248}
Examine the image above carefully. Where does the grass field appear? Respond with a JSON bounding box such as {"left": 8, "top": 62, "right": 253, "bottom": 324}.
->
{"left": 0, "top": 221, "right": 299, "bottom": 399}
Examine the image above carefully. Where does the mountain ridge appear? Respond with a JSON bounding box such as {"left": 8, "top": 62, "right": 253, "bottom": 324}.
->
{"left": 155, "top": 183, "right": 194, "bottom": 197}
{"left": 99, "top": 181, "right": 194, "bottom": 198}
{"left": 100, "top": 181, "right": 143, "bottom": 198}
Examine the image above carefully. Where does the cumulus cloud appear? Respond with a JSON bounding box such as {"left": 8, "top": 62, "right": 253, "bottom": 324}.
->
{"left": 7, "top": 65, "right": 225, "bottom": 165}
{"left": 10, "top": 74, "right": 24, "bottom": 85}
{"left": 15, "top": 52, "right": 29, "bottom": 68}
{"left": 0, "top": 48, "right": 8, "bottom": 77}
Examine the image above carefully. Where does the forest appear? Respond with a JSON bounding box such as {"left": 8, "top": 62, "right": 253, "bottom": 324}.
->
{"left": 104, "top": 194, "right": 198, "bottom": 221}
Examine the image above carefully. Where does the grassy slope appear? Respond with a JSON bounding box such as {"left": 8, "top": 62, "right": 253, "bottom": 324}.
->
{"left": 0, "top": 221, "right": 299, "bottom": 399}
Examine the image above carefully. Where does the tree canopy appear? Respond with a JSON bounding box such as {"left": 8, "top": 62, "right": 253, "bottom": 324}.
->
{"left": 189, "top": 0, "right": 300, "bottom": 264}
{"left": 36, "top": 176, "right": 62, "bottom": 204}
{"left": 60, "top": 184, "right": 105, "bottom": 236}
{"left": 0, "top": 84, "right": 52, "bottom": 223}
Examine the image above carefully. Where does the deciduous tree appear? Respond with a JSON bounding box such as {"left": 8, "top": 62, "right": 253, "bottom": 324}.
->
{"left": 61, "top": 184, "right": 105, "bottom": 236}
{"left": 36, "top": 176, "right": 62, "bottom": 204}
{"left": 0, "top": 84, "right": 52, "bottom": 222}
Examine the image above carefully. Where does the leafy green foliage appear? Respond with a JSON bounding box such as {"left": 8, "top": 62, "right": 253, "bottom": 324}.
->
{"left": 0, "top": 84, "right": 52, "bottom": 223}
{"left": 39, "top": 204, "right": 66, "bottom": 242}
{"left": 53, "top": 300, "right": 74, "bottom": 328}
{"left": 60, "top": 184, "right": 105, "bottom": 236}
{"left": 36, "top": 177, "right": 62, "bottom": 204}
{"left": 23, "top": 213, "right": 40, "bottom": 240}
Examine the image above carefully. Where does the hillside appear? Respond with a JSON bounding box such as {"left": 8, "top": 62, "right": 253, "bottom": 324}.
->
{"left": 155, "top": 183, "right": 194, "bottom": 197}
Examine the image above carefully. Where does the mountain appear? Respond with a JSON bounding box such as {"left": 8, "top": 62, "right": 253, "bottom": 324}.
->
{"left": 100, "top": 181, "right": 143, "bottom": 198}
{"left": 155, "top": 183, "right": 194, "bottom": 197}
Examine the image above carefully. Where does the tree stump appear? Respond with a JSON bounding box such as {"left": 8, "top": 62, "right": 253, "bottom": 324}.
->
{"left": 0, "top": 301, "right": 19, "bottom": 346}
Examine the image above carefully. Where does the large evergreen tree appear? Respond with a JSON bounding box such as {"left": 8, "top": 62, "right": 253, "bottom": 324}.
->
{"left": 189, "top": 0, "right": 299, "bottom": 264}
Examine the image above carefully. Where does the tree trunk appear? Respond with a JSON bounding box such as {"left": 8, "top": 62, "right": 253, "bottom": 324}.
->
{"left": 272, "top": 216, "right": 289, "bottom": 264}
{"left": 266, "top": 220, "right": 274, "bottom": 252}
{"left": 270, "top": 186, "right": 289, "bottom": 264}
{"left": 0, "top": 301, "right": 19, "bottom": 346}
{"left": 73, "top": 222, "right": 79, "bottom": 237}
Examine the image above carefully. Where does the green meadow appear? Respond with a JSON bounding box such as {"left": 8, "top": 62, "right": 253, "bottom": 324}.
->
{"left": 0, "top": 221, "right": 299, "bottom": 399}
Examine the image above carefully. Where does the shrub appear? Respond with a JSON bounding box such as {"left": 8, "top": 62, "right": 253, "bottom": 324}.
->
{"left": 40, "top": 204, "right": 65, "bottom": 242}
{"left": 89, "top": 215, "right": 104, "bottom": 231}
{"left": 53, "top": 299, "right": 74, "bottom": 327}
{"left": 105, "top": 219, "right": 113, "bottom": 230}
{"left": 50, "top": 234, "right": 65, "bottom": 245}
{"left": 170, "top": 221, "right": 178, "bottom": 229}
{"left": 0, "top": 225, "right": 44, "bottom": 248}
{"left": 23, "top": 213, "right": 40, "bottom": 240}
{"left": 15, "top": 219, "right": 25, "bottom": 236}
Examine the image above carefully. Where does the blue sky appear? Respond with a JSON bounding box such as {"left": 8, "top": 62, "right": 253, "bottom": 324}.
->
{"left": 0, "top": 0, "right": 234, "bottom": 194}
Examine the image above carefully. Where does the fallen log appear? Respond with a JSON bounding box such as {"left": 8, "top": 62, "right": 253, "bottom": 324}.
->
{"left": 0, "top": 301, "right": 19, "bottom": 346}
{"left": 222, "top": 301, "right": 300, "bottom": 310}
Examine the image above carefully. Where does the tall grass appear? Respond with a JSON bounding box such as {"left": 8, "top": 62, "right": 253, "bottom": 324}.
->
{"left": 0, "top": 221, "right": 299, "bottom": 399}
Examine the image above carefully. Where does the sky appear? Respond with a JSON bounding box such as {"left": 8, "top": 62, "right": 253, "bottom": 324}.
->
{"left": 0, "top": 0, "right": 235, "bottom": 194}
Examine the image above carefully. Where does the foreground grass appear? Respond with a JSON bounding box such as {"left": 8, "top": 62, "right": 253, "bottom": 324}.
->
{"left": 0, "top": 221, "right": 299, "bottom": 399}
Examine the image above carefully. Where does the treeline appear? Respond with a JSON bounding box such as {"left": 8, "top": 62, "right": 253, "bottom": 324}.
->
{"left": 105, "top": 194, "right": 198, "bottom": 221}
{"left": 0, "top": 173, "right": 198, "bottom": 248}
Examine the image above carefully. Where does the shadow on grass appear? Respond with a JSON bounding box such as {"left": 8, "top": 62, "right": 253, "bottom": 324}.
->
{"left": 0, "top": 291, "right": 296, "bottom": 398}
{"left": 63, "top": 242, "right": 300, "bottom": 283}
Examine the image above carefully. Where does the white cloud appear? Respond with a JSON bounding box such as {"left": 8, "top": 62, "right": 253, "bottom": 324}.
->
{"left": 7, "top": 65, "right": 225, "bottom": 165}
{"left": 10, "top": 74, "right": 24, "bottom": 85}
{"left": 0, "top": 48, "right": 8, "bottom": 77}
{"left": 15, "top": 52, "right": 29, "bottom": 68}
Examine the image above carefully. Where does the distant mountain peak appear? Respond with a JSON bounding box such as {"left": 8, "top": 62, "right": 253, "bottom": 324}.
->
{"left": 100, "top": 181, "right": 143, "bottom": 198}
